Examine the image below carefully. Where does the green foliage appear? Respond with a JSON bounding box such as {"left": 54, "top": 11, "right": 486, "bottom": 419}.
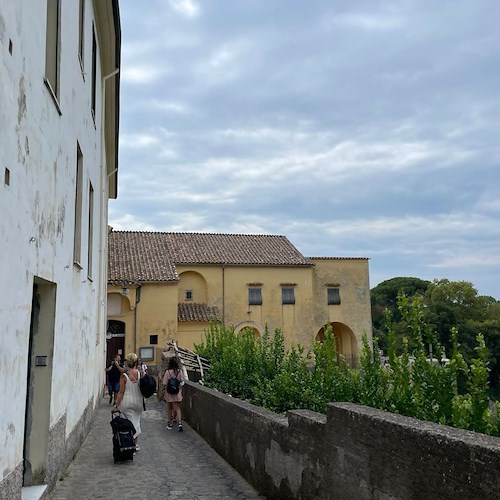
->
{"left": 308, "top": 325, "right": 358, "bottom": 412}
{"left": 357, "top": 334, "right": 388, "bottom": 409}
{"left": 371, "top": 277, "right": 500, "bottom": 396}
{"left": 195, "top": 297, "right": 500, "bottom": 437}
{"left": 371, "top": 277, "right": 431, "bottom": 350}
{"left": 194, "top": 322, "right": 260, "bottom": 399}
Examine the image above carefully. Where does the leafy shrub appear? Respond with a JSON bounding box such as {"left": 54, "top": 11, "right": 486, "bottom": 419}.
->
{"left": 194, "top": 299, "right": 499, "bottom": 437}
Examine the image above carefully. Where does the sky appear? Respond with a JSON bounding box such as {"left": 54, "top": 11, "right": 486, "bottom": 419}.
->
{"left": 110, "top": 0, "right": 500, "bottom": 299}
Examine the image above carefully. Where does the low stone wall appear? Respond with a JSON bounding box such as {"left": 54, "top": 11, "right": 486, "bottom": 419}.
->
{"left": 183, "top": 382, "right": 500, "bottom": 500}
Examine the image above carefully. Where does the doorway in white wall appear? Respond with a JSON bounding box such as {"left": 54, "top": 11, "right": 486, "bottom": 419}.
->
{"left": 23, "top": 278, "right": 55, "bottom": 487}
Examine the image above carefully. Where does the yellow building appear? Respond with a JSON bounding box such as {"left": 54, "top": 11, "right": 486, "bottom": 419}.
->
{"left": 107, "top": 231, "right": 372, "bottom": 372}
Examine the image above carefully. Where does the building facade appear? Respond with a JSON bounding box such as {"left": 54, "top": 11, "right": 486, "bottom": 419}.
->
{"left": 0, "top": 1, "right": 120, "bottom": 497}
{"left": 107, "top": 231, "right": 372, "bottom": 372}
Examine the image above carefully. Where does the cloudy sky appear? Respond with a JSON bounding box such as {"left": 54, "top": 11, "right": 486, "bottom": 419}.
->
{"left": 110, "top": 0, "right": 500, "bottom": 299}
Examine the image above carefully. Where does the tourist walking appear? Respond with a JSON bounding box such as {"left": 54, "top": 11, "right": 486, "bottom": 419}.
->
{"left": 105, "top": 354, "right": 123, "bottom": 404}
{"left": 163, "top": 357, "right": 184, "bottom": 432}
{"left": 138, "top": 358, "right": 148, "bottom": 375}
{"left": 113, "top": 353, "right": 144, "bottom": 450}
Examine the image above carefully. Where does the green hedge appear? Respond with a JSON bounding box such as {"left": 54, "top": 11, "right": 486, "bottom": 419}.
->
{"left": 194, "top": 294, "right": 500, "bottom": 437}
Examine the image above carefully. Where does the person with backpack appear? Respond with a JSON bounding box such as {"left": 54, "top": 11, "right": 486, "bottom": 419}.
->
{"left": 163, "top": 357, "right": 184, "bottom": 432}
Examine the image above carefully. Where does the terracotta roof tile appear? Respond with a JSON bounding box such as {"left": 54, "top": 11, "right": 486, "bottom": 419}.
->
{"left": 178, "top": 303, "right": 220, "bottom": 322}
{"left": 108, "top": 231, "right": 178, "bottom": 284}
{"left": 164, "top": 232, "right": 313, "bottom": 266}
{"left": 309, "top": 256, "right": 369, "bottom": 260}
{"left": 108, "top": 231, "right": 313, "bottom": 284}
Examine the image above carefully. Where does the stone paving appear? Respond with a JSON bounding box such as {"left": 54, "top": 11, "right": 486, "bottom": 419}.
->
{"left": 49, "top": 396, "right": 265, "bottom": 500}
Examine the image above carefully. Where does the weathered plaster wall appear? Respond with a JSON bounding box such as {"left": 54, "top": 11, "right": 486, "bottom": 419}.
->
{"left": 0, "top": 0, "right": 116, "bottom": 494}
{"left": 223, "top": 266, "right": 315, "bottom": 346}
{"left": 108, "top": 284, "right": 179, "bottom": 360}
{"left": 110, "top": 259, "right": 373, "bottom": 371}
{"left": 183, "top": 382, "right": 500, "bottom": 500}
{"left": 312, "top": 258, "right": 373, "bottom": 351}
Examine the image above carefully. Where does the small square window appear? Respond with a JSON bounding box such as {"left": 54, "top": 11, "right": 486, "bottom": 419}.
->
{"left": 185, "top": 290, "right": 193, "bottom": 301}
{"left": 327, "top": 287, "right": 341, "bottom": 305}
{"left": 150, "top": 335, "right": 158, "bottom": 345}
{"left": 248, "top": 287, "right": 262, "bottom": 305}
{"left": 282, "top": 287, "right": 295, "bottom": 305}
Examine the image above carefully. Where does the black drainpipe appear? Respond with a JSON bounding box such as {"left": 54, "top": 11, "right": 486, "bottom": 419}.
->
{"left": 133, "top": 284, "right": 141, "bottom": 353}
{"left": 222, "top": 263, "right": 225, "bottom": 326}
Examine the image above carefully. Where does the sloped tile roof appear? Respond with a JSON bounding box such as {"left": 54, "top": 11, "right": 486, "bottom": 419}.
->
{"left": 163, "top": 232, "right": 313, "bottom": 266}
{"left": 309, "top": 256, "right": 369, "bottom": 260}
{"left": 108, "top": 231, "right": 178, "bottom": 284}
{"left": 178, "top": 303, "right": 220, "bottom": 322}
{"left": 108, "top": 231, "right": 313, "bottom": 284}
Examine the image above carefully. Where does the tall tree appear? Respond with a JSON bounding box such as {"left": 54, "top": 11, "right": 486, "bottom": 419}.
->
{"left": 371, "top": 277, "right": 430, "bottom": 350}
{"left": 371, "top": 277, "right": 500, "bottom": 396}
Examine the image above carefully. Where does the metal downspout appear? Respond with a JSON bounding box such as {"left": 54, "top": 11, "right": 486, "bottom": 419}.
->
{"left": 133, "top": 285, "right": 141, "bottom": 353}
{"left": 222, "top": 263, "right": 225, "bottom": 326}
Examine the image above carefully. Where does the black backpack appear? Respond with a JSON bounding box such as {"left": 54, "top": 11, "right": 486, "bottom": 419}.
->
{"left": 166, "top": 370, "right": 181, "bottom": 394}
{"left": 139, "top": 373, "right": 157, "bottom": 398}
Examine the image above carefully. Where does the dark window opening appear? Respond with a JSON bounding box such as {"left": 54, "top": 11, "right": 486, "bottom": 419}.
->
{"left": 282, "top": 287, "right": 295, "bottom": 305}
{"left": 327, "top": 287, "right": 341, "bottom": 305}
{"left": 150, "top": 335, "right": 158, "bottom": 345}
{"left": 248, "top": 287, "right": 262, "bottom": 305}
{"left": 87, "top": 181, "right": 94, "bottom": 279}
{"left": 91, "top": 25, "right": 97, "bottom": 119}
{"left": 45, "top": 0, "right": 61, "bottom": 99}
{"left": 78, "top": 0, "right": 85, "bottom": 67}
{"left": 73, "top": 144, "right": 83, "bottom": 265}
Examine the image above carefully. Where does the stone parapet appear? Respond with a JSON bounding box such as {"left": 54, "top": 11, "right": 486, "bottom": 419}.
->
{"left": 183, "top": 382, "right": 500, "bottom": 499}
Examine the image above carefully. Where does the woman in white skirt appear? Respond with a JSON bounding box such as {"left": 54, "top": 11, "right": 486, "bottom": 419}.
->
{"left": 113, "top": 353, "right": 143, "bottom": 450}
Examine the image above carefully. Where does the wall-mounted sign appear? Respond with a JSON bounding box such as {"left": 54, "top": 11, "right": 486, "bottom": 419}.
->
{"left": 139, "top": 347, "right": 154, "bottom": 360}
{"left": 35, "top": 356, "right": 48, "bottom": 366}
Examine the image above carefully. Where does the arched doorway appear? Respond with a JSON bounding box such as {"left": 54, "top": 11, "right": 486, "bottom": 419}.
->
{"left": 316, "top": 322, "right": 358, "bottom": 368}
{"left": 106, "top": 320, "right": 125, "bottom": 364}
{"left": 235, "top": 322, "right": 262, "bottom": 339}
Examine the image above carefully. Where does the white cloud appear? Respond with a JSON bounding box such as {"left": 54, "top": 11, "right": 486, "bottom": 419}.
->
{"left": 158, "top": 148, "right": 178, "bottom": 160}
{"left": 108, "top": 213, "right": 157, "bottom": 232}
{"left": 120, "top": 133, "right": 160, "bottom": 149}
{"left": 114, "top": 0, "right": 500, "bottom": 299}
{"left": 148, "top": 100, "right": 190, "bottom": 115}
{"left": 324, "top": 11, "right": 405, "bottom": 32}
{"left": 324, "top": 213, "right": 500, "bottom": 240}
{"left": 169, "top": 0, "right": 200, "bottom": 18}
{"left": 121, "top": 65, "right": 168, "bottom": 84}
{"left": 475, "top": 189, "right": 500, "bottom": 213}
{"left": 428, "top": 254, "right": 500, "bottom": 269}
{"left": 195, "top": 41, "right": 251, "bottom": 84}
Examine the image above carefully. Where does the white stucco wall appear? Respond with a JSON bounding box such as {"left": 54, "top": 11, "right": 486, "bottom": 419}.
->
{"left": 0, "top": 0, "right": 115, "bottom": 487}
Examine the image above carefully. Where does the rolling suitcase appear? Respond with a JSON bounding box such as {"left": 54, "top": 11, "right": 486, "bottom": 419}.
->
{"left": 110, "top": 411, "right": 136, "bottom": 463}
